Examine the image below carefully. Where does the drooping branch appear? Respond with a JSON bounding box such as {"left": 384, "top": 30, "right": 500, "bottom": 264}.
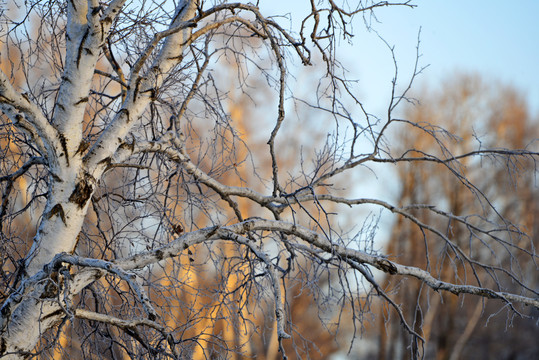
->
{"left": 108, "top": 219, "right": 539, "bottom": 309}
{"left": 1, "top": 214, "right": 536, "bottom": 357}
{"left": 220, "top": 231, "right": 291, "bottom": 341}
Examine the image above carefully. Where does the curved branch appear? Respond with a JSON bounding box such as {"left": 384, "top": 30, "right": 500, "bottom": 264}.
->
{"left": 114, "top": 219, "right": 539, "bottom": 308}
{"left": 0, "top": 70, "right": 58, "bottom": 158}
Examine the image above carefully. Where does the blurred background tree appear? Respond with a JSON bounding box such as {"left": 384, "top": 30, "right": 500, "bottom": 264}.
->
{"left": 371, "top": 74, "right": 538, "bottom": 360}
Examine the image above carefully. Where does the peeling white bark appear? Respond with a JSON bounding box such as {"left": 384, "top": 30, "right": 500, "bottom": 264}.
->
{"left": 1, "top": 300, "right": 62, "bottom": 359}
{"left": 24, "top": 174, "right": 95, "bottom": 275}
{"left": 0, "top": 1, "right": 199, "bottom": 357}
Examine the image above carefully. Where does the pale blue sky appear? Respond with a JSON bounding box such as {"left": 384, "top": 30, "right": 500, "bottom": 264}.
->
{"left": 256, "top": 1, "right": 539, "bottom": 244}
{"left": 261, "top": 0, "right": 539, "bottom": 116}
{"left": 370, "top": 0, "right": 539, "bottom": 114}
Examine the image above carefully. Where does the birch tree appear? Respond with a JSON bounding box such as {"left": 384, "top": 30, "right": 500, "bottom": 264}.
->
{"left": 0, "top": 1, "right": 537, "bottom": 359}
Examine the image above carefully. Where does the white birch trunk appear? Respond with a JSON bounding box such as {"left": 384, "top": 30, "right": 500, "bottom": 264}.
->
{"left": 0, "top": 1, "right": 197, "bottom": 357}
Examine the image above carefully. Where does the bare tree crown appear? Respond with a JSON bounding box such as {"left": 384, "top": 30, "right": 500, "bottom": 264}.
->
{"left": 0, "top": 1, "right": 537, "bottom": 359}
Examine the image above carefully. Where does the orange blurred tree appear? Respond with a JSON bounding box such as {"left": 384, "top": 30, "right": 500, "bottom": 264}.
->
{"left": 373, "top": 74, "right": 538, "bottom": 360}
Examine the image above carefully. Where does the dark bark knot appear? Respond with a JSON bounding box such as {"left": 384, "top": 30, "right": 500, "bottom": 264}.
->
{"left": 118, "top": 138, "right": 135, "bottom": 153}
{"left": 46, "top": 204, "right": 66, "bottom": 225}
{"left": 74, "top": 96, "right": 88, "bottom": 105}
{"left": 0, "top": 338, "right": 5, "bottom": 356}
{"left": 69, "top": 174, "right": 95, "bottom": 209}
{"left": 75, "top": 140, "right": 90, "bottom": 156}
{"left": 39, "top": 278, "right": 59, "bottom": 299}
{"left": 58, "top": 133, "right": 69, "bottom": 166}
{"left": 377, "top": 259, "right": 397, "bottom": 275}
